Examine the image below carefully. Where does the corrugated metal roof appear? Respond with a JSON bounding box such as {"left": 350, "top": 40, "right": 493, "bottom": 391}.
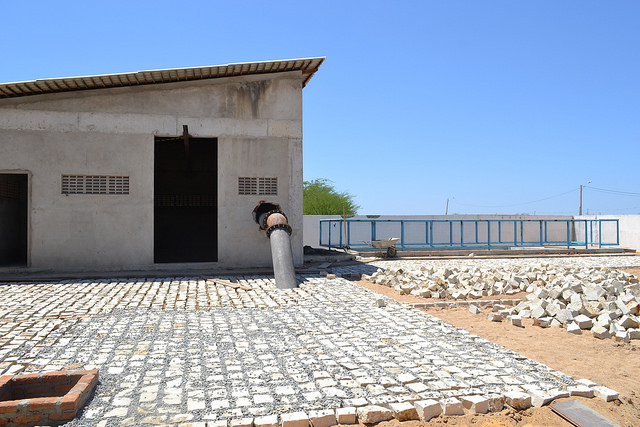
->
{"left": 0, "top": 57, "right": 324, "bottom": 99}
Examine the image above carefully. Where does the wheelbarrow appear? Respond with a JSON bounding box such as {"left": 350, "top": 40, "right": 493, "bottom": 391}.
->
{"left": 368, "top": 237, "right": 400, "bottom": 258}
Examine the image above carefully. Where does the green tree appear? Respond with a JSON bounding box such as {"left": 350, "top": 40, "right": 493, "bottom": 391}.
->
{"left": 303, "top": 179, "right": 360, "bottom": 215}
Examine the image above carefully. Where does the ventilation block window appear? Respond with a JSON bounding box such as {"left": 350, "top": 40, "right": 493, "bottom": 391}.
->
{"left": 62, "top": 175, "right": 130, "bottom": 195}
{"left": 238, "top": 177, "right": 278, "bottom": 195}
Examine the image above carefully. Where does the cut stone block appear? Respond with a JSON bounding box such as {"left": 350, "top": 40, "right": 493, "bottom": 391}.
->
{"left": 469, "top": 305, "right": 482, "bottom": 314}
{"left": 281, "top": 412, "right": 309, "bottom": 427}
{"left": 388, "top": 402, "right": 419, "bottom": 421}
{"left": 397, "top": 373, "right": 417, "bottom": 384}
{"left": 485, "top": 393, "right": 505, "bottom": 412}
{"left": 591, "top": 325, "right": 611, "bottom": 339}
{"left": 440, "top": 397, "right": 465, "bottom": 415}
{"left": 335, "top": 407, "right": 356, "bottom": 425}
{"left": 413, "top": 399, "right": 442, "bottom": 421}
{"left": 504, "top": 391, "right": 531, "bottom": 409}
{"left": 487, "top": 312, "right": 503, "bottom": 322}
{"left": 629, "top": 328, "right": 640, "bottom": 340}
{"left": 566, "top": 322, "right": 582, "bottom": 334}
{"left": 460, "top": 395, "right": 489, "bottom": 414}
{"left": 576, "top": 378, "right": 597, "bottom": 387}
{"left": 254, "top": 415, "right": 278, "bottom": 427}
{"left": 619, "top": 315, "right": 639, "bottom": 329}
{"left": 592, "top": 386, "right": 620, "bottom": 402}
{"left": 529, "top": 389, "right": 556, "bottom": 407}
{"left": 574, "top": 314, "right": 593, "bottom": 329}
{"left": 509, "top": 315, "right": 523, "bottom": 327}
{"left": 231, "top": 418, "right": 254, "bottom": 427}
{"left": 308, "top": 409, "right": 337, "bottom": 427}
{"left": 568, "top": 385, "right": 594, "bottom": 398}
{"left": 356, "top": 406, "right": 393, "bottom": 424}
{"left": 614, "top": 331, "right": 630, "bottom": 343}
{"left": 406, "top": 382, "right": 428, "bottom": 393}
{"left": 533, "top": 317, "right": 551, "bottom": 328}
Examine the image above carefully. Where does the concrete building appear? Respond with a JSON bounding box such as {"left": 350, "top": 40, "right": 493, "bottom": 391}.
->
{"left": 0, "top": 58, "right": 324, "bottom": 271}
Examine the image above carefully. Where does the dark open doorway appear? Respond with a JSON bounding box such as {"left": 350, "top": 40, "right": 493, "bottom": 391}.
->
{"left": 0, "top": 174, "right": 28, "bottom": 267}
{"left": 154, "top": 135, "right": 218, "bottom": 263}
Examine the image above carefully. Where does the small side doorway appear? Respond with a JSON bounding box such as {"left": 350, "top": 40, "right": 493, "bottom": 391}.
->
{"left": 154, "top": 135, "right": 218, "bottom": 263}
{"left": 0, "top": 174, "right": 28, "bottom": 267}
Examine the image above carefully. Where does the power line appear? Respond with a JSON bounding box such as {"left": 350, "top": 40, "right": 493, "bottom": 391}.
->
{"left": 453, "top": 188, "right": 577, "bottom": 208}
{"left": 584, "top": 186, "right": 640, "bottom": 197}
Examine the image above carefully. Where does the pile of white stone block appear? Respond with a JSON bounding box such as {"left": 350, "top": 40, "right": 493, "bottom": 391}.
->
{"left": 506, "top": 268, "right": 640, "bottom": 341}
{"left": 364, "top": 264, "right": 640, "bottom": 341}
{"left": 363, "top": 265, "right": 539, "bottom": 299}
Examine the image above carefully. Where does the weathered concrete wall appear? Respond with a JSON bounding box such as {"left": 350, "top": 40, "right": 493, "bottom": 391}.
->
{"left": 0, "top": 71, "right": 304, "bottom": 270}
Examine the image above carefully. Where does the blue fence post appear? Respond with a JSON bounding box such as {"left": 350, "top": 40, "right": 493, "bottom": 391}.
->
{"left": 475, "top": 221, "right": 479, "bottom": 244}
{"left": 616, "top": 220, "right": 619, "bottom": 245}
{"left": 566, "top": 221, "right": 570, "bottom": 249}
{"left": 460, "top": 221, "right": 464, "bottom": 247}
{"left": 429, "top": 221, "right": 434, "bottom": 248}
{"left": 371, "top": 220, "right": 376, "bottom": 242}
{"left": 449, "top": 221, "right": 453, "bottom": 246}
{"left": 401, "top": 221, "right": 405, "bottom": 250}
{"left": 328, "top": 221, "right": 332, "bottom": 249}
{"left": 487, "top": 220, "right": 491, "bottom": 249}
{"left": 339, "top": 219, "right": 343, "bottom": 248}
{"left": 513, "top": 221, "right": 517, "bottom": 246}
{"left": 319, "top": 221, "right": 323, "bottom": 246}
{"left": 347, "top": 220, "right": 351, "bottom": 248}
{"left": 599, "top": 220, "right": 603, "bottom": 248}
{"left": 539, "top": 220, "right": 543, "bottom": 246}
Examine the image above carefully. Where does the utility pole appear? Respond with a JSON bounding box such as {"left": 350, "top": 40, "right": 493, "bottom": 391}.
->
{"left": 445, "top": 198, "right": 450, "bottom": 215}
{"left": 579, "top": 185, "right": 583, "bottom": 216}
{"left": 579, "top": 181, "right": 592, "bottom": 216}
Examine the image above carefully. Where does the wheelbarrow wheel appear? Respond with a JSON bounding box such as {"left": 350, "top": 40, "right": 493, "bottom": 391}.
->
{"left": 386, "top": 246, "right": 397, "bottom": 258}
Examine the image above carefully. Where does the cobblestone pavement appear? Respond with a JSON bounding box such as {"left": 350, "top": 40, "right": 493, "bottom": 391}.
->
{"left": 0, "top": 255, "right": 637, "bottom": 426}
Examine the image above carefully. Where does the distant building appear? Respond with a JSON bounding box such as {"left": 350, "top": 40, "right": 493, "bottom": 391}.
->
{"left": 0, "top": 58, "right": 324, "bottom": 271}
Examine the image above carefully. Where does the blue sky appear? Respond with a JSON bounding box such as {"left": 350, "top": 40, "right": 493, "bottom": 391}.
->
{"left": 2, "top": 1, "right": 639, "bottom": 215}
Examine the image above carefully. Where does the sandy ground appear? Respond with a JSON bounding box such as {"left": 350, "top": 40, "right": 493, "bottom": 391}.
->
{"left": 351, "top": 266, "right": 640, "bottom": 426}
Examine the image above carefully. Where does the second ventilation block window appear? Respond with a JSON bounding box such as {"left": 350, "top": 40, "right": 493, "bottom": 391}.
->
{"left": 238, "top": 177, "right": 278, "bottom": 196}
{"left": 62, "top": 175, "right": 130, "bottom": 195}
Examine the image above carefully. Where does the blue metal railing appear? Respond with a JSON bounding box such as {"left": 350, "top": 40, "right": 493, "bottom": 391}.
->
{"left": 318, "top": 218, "right": 619, "bottom": 251}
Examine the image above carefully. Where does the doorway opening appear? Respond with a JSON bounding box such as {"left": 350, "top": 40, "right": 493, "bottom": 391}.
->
{"left": 0, "top": 174, "right": 28, "bottom": 267}
{"left": 154, "top": 135, "right": 218, "bottom": 263}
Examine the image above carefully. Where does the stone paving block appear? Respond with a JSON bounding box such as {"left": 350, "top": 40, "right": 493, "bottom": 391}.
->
{"left": 281, "top": 412, "right": 309, "bottom": 427}
{"left": 592, "top": 386, "right": 620, "bottom": 402}
{"left": 231, "top": 418, "right": 254, "bottom": 427}
{"left": 254, "top": 415, "right": 278, "bottom": 427}
{"left": 406, "top": 382, "right": 428, "bottom": 394}
{"left": 460, "top": 395, "right": 489, "bottom": 413}
{"left": 504, "top": 391, "right": 531, "bottom": 409}
{"left": 356, "top": 405, "right": 394, "bottom": 424}
{"left": 576, "top": 378, "right": 597, "bottom": 387}
{"left": 591, "top": 325, "right": 611, "bottom": 339}
{"left": 413, "top": 399, "right": 441, "bottom": 421}
{"left": 335, "top": 407, "right": 357, "bottom": 424}
{"left": 440, "top": 397, "right": 465, "bottom": 415}
{"left": 485, "top": 393, "right": 505, "bottom": 412}
{"left": 308, "top": 409, "right": 337, "bottom": 427}
{"left": 469, "top": 305, "right": 482, "bottom": 314}
{"left": 388, "top": 401, "right": 419, "bottom": 421}
{"left": 568, "top": 385, "right": 594, "bottom": 398}
{"left": 528, "top": 389, "right": 556, "bottom": 407}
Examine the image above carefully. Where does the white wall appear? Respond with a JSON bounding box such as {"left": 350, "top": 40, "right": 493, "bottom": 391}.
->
{"left": 576, "top": 215, "right": 640, "bottom": 252}
{"left": 0, "top": 71, "right": 305, "bottom": 270}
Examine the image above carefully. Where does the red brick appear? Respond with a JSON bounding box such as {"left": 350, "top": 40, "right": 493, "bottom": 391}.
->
{"left": 11, "top": 373, "right": 41, "bottom": 385}
{"left": 13, "top": 413, "right": 43, "bottom": 424}
{"left": 0, "top": 417, "right": 9, "bottom": 425}
{"left": 54, "top": 383, "right": 73, "bottom": 394}
{"left": 58, "top": 394, "right": 80, "bottom": 412}
{"left": 48, "top": 409, "right": 78, "bottom": 421}
{"left": 42, "top": 371, "right": 69, "bottom": 384}
{"left": 0, "top": 401, "right": 21, "bottom": 415}
{"left": 27, "top": 397, "right": 58, "bottom": 412}
{"left": 15, "top": 383, "right": 53, "bottom": 398}
{"left": 0, "top": 375, "right": 12, "bottom": 386}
